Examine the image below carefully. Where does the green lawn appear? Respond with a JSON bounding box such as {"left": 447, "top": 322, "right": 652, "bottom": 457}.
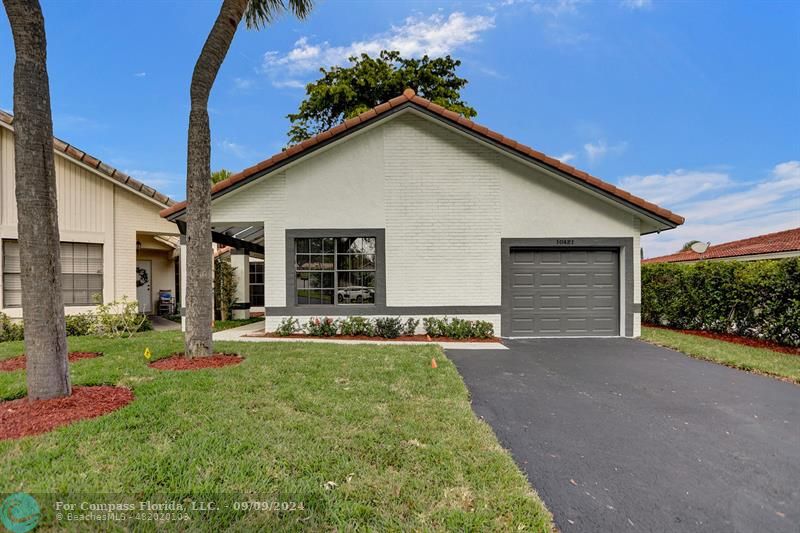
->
{"left": 0, "top": 331, "right": 551, "bottom": 531}
{"left": 642, "top": 327, "right": 800, "bottom": 383}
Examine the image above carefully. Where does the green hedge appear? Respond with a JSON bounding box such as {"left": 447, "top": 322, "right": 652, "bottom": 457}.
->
{"left": 642, "top": 258, "right": 800, "bottom": 346}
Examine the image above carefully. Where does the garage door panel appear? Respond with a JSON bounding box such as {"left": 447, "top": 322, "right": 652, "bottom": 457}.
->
{"left": 508, "top": 249, "right": 619, "bottom": 336}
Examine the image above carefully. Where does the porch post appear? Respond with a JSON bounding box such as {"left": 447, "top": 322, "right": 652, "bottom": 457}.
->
{"left": 230, "top": 248, "right": 250, "bottom": 319}
{"left": 180, "top": 235, "right": 187, "bottom": 332}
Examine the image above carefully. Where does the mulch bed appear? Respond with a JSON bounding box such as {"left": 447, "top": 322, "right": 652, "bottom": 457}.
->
{"left": 252, "top": 333, "right": 500, "bottom": 343}
{"left": 0, "top": 351, "right": 103, "bottom": 372}
{"left": 647, "top": 325, "right": 800, "bottom": 356}
{"left": 149, "top": 353, "right": 243, "bottom": 371}
{"left": 0, "top": 386, "right": 134, "bottom": 440}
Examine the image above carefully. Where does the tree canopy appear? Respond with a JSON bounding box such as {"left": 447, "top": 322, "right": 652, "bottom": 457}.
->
{"left": 211, "top": 168, "right": 232, "bottom": 184}
{"left": 287, "top": 50, "right": 476, "bottom": 144}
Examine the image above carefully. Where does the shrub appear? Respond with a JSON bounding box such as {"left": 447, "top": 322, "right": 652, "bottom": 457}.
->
{"left": 65, "top": 313, "right": 95, "bottom": 337}
{"left": 403, "top": 317, "right": 420, "bottom": 336}
{"left": 0, "top": 312, "right": 24, "bottom": 342}
{"left": 275, "top": 317, "right": 300, "bottom": 336}
{"left": 305, "top": 317, "right": 338, "bottom": 337}
{"left": 446, "top": 317, "right": 474, "bottom": 339}
{"left": 374, "top": 317, "right": 403, "bottom": 338}
{"left": 642, "top": 258, "right": 800, "bottom": 346}
{"left": 93, "top": 297, "right": 149, "bottom": 338}
{"left": 339, "top": 316, "right": 376, "bottom": 337}
{"left": 214, "top": 257, "right": 238, "bottom": 321}
{"left": 472, "top": 320, "right": 495, "bottom": 339}
{"left": 423, "top": 317, "right": 448, "bottom": 337}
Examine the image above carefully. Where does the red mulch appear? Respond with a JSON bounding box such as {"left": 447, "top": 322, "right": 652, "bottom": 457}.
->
{"left": 253, "top": 333, "right": 500, "bottom": 343}
{"left": 0, "top": 351, "right": 103, "bottom": 372}
{"left": 648, "top": 326, "right": 800, "bottom": 356}
{"left": 0, "top": 385, "right": 134, "bottom": 440}
{"left": 149, "top": 353, "right": 243, "bottom": 371}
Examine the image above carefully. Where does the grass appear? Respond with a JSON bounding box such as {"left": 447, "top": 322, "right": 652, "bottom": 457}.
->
{"left": 0, "top": 331, "right": 551, "bottom": 531}
{"left": 642, "top": 327, "right": 800, "bottom": 383}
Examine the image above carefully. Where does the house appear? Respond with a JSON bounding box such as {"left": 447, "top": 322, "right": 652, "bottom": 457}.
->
{"left": 214, "top": 245, "right": 265, "bottom": 318}
{"left": 0, "top": 110, "right": 180, "bottom": 318}
{"left": 643, "top": 227, "right": 800, "bottom": 264}
{"left": 162, "top": 89, "right": 684, "bottom": 337}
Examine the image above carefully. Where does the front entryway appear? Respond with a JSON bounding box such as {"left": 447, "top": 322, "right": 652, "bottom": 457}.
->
{"left": 136, "top": 260, "right": 152, "bottom": 314}
{"left": 508, "top": 248, "right": 619, "bottom": 336}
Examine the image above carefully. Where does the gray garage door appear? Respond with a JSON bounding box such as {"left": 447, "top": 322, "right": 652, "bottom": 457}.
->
{"left": 508, "top": 249, "right": 619, "bottom": 336}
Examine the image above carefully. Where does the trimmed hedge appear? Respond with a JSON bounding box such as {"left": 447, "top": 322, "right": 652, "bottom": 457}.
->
{"left": 642, "top": 258, "right": 800, "bottom": 346}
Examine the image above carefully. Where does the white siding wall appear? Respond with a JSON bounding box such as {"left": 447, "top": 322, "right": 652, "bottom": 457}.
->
{"left": 0, "top": 125, "right": 178, "bottom": 317}
{"left": 211, "top": 110, "right": 648, "bottom": 336}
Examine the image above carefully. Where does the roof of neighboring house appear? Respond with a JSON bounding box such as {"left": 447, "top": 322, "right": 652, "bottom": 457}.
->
{"left": 160, "top": 89, "right": 684, "bottom": 226}
{"left": 0, "top": 109, "right": 175, "bottom": 207}
{"left": 643, "top": 227, "right": 800, "bottom": 264}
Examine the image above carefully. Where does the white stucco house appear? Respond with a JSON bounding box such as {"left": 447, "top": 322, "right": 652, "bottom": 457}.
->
{"left": 0, "top": 110, "right": 180, "bottom": 318}
{"left": 163, "top": 89, "right": 684, "bottom": 337}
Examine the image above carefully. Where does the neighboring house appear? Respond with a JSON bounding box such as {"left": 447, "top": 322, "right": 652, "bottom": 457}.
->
{"left": 214, "top": 245, "right": 265, "bottom": 317}
{"left": 162, "top": 90, "right": 684, "bottom": 337}
{"left": 0, "top": 110, "right": 180, "bottom": 318}
{"left": 644, "top": 227, "right": 800, "bottom": 264}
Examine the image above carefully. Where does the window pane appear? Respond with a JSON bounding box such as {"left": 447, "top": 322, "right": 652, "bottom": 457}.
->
{"left": 296, "top": 238, "right": 309, "bottom": 253}
{"left": 296, "top": 289, "right": 309, "bottom": 305}
{"left": 322, "top": 238, "right": 335, "bottom": 253}
{"left": 321, "top": 254, "right": 335, "bottom": 270}
{"left": 296, "top": 254, "right": 312, "bottom": 270}
{"left": 321, "top": 272, "right": 334, "bottom": 289}
{"left": 337, "top": 271, "right": 351, "bottom": 288}
{"left": 296, "top": 272, "right": 310, "bottom": 289}
{"left": 310, "top": 238, "right": 323, "bottom": 253}
{"left": 320, "top": 290, "right": 334, "bottom": 304}
{"left": 306, "top": 290, "right": 322, "bottom": 304}
{"left": 362, "top": 238, "right": 376, "bottom": 254}
{"left": 2, "top": 241, "right": 20, "bottom": 273}
{"left": 337, "top": 254, "right": 350, "bottom": 271}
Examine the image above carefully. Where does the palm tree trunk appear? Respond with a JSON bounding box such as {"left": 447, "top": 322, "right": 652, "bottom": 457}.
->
{"left": 3, "top": 0, "right": 70, "bottom": 399}
{"left": 185, "top": 0, "right": 247, "bottom": 356}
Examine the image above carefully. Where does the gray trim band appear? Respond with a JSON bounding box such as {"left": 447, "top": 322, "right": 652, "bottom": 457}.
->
{"left": 264, "top": 305, "right": 501, "bottom": 316}
{"left": 500, "top": 237, "right": 635, "bottom": 337}
{"left": 632, "top": 303, "right": 641, "bottom": 313}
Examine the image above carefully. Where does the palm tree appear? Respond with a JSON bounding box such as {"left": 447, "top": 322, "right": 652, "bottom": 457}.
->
{"left": 3, "top": 0, "right": 70, "bottom": 399}
{"left": 184, "top": 0, "right": 313, "bottom": 356}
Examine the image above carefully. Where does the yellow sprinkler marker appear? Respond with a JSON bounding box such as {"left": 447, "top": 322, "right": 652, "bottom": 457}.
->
{"left": 144, "top": 347, "right": 152, "bottom": 361}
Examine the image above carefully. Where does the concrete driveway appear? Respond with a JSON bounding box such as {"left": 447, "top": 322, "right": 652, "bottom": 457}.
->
{"left": 447, "top": 338, "right": 800, "bottom": 532}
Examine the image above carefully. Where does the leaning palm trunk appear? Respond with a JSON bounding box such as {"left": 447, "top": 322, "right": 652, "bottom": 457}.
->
{"left": 3, "top": 0, "right": 70, "bottom": 398}
{"left": 185, "top": 0, "right": 248, "bottom": 356}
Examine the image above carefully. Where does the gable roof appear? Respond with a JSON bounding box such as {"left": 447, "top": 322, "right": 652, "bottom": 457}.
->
{"left": 0, "top": 109, "right": 175, "bottom": 207}
{"left": 644, "top": 227, "right": 800, "bottom": 264}
{"left": 160, "top": 89, "right": 684, "bottom": 226}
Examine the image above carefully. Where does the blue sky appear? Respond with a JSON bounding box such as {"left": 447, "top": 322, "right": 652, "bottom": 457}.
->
{"left": 0, "top": 0, "right": 797, "bottom": 257}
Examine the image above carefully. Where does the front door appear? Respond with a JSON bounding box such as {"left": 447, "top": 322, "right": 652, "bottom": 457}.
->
{"left": 136, "top": 260, "right": 152, "bottom": 314}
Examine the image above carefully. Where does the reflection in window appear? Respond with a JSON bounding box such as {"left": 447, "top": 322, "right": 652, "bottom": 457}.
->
{"left": 295, "top": 237, "right": 376, "bottom": 305}
{"left": 249, "top": 262, "right": 264, "bottom": 307}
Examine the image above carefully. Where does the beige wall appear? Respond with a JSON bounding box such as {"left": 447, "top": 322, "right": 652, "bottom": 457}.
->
{"left": 0, "top": 125, "right": 178, "bottom": 317}
{"left": 211, "top": 109, "right": 650, "bottom": 336}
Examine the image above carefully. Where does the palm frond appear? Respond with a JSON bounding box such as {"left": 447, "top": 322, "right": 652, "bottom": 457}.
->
{"left": 245, "top": 0, "right": 314, "bottom": 29}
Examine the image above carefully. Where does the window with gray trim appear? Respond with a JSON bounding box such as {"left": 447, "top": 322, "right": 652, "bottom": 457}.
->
{"left": 295, "top": 237, "right": 376, "bottom": 305}
{"left": 2, "top": 239, "right": 103, "bottom": 307}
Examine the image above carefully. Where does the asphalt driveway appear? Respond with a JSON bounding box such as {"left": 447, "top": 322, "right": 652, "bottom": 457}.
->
{"left": 447, "top": 338, "right": 800, "bottom": 532}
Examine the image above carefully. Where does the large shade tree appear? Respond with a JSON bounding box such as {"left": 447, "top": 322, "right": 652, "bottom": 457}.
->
{"left": 184, "top": 0, "right": 313, "bottom": 356}
{"left": 287, "top": 50, "right": 475, "bottom": 144}
{"left": 3, "top": 0, "right": 70, "bottom": 399}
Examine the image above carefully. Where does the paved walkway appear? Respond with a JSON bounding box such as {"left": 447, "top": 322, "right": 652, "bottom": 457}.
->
{"left": 150, "top": 316, "right": 181, "bottom": 331}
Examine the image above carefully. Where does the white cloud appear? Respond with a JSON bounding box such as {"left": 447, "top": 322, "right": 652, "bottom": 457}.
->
{"left": 262, "top": 12, "right": 495, "bottom": 80}
{"left": 557, "top": 152, "right": 576, "bottom": 163}
{"left": 220, "top": 140, "right": 248, "bottom": 159}
{"left": 271, "top": 79, "right": 305, "bottom": 90}
{"left": 233, "top": 77, "right": 254, "bottom": 90}
{"left": 635, "top": 161, "right": 800, "bottom": 258}
{"left": 133, "top": 72, "right": 146, "bottom": 78}
{"left": 583, "top": 139, "right": 627, "bottom": 162}
{"left": 618, "top": 169, "right": 731, "bottom": 205}
{"left": 499, "top": 0, "right": 583, "bottom": 16}
{"left": 620, "top": 0, "right": 652, "bottom": 9}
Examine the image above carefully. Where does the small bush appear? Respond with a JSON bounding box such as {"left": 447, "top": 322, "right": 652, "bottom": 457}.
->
{"left": 642, "top": 258, "right": 800, "bottom": 346}
{"left": 339, "top": 316, "right": 376, "bottom": 337}
{"left": 423, "top": 317, "right": 447, "bottom": 337}
{"left": 93, "top": 297, "right": 149, "bottom": 338}
{"left": 374, "top": 317, "right": 403, "bottom": 338}
{"left": 305, "top": 317, "right": 338, "bottom": 337}
{"left": 275, "top": 317, "right": 300, "bottom": 336}
{"left": 65, "top": 313, "right": 95, "bottom": 337}
{"left": 472, "top": 320, "right": 495, "bottom": 339}
{"left": 403, "top": 317, "right": 420, "bottom": 336}
{"left": 0, "top": 312, "right": 24, "bottom": 342}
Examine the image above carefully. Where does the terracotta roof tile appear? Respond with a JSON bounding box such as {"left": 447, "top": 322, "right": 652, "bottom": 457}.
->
{"left": 160, "top": 89, "right": 683, "bottom": 224}
{"left": 644, "top": 227, "right": 800, "bottom": 263}
{"left": 0, "top": 109, "right": 174, "bottom": 206}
